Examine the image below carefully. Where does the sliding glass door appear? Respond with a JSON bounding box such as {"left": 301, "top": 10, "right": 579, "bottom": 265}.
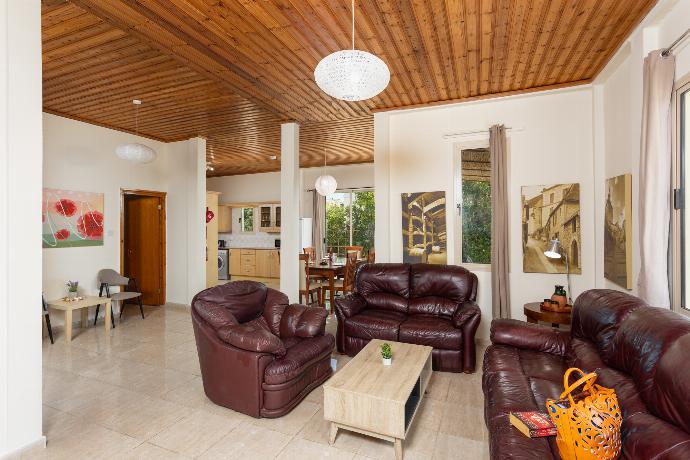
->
{"left": 674, "top": 79, "right": 690, "bottom": 311}
{"left": 325, "top": 189, "right": 375, "bottom": 259}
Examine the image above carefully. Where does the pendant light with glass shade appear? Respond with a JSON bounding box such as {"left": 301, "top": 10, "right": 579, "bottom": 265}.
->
{"left": 315, "top": 149, "right": 337, "bottom": 196}
{"left": 314, "top": 0, "right": 390, "bottom": 101}
{"left": 115, "top": 99, "right": 157, "bottom": 164}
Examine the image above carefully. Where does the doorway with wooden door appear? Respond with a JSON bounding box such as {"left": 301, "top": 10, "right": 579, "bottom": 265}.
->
{"left": 121, "top": 190, "right": 166, "bottom": 306}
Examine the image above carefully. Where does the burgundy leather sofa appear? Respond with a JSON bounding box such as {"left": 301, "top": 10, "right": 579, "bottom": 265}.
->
{"left": 191, "top": 281, "right": 334, "bottom": 418}
{"left": 334, "top": 263, "right": 481, "bottom": 373}
{"left": 483, "top": 289, "right": 690, "bottom": 459}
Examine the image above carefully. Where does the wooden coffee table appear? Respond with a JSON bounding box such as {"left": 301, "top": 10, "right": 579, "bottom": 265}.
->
{"left": 324, "top": 339, "right": 432, "bottom": 460}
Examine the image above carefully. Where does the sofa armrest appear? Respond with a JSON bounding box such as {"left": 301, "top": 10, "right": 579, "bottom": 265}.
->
{"left": 279, "top": 304, "right": 327, "bottom": 338}
{"left": 453, "top": 301, "right": 482, "bottom": 373}
{"left": 334, "top": 293, "right": 367, "bottom": 319}
{"left": 490, "top": 319, "right": 570, "bottom": 356}
{"left": 452, "top": 301, "right": 481, "bottom": 328}
{"left": 216, "top": 322, "right": 286, "bottom": 356}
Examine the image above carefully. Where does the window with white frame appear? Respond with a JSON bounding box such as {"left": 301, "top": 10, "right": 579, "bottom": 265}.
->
{"left": 455, "top": 143, "right": 492, "bottom": 265}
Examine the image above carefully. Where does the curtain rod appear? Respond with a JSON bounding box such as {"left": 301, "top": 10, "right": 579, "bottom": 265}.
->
{"left": 663, "top": 28, "right": 690, "bottom": 57}
{"left": 306, "top": 186, "right": 374, "bottom": 192}
{"left": 442, "top": 126, "right": 523, "bottom": 140}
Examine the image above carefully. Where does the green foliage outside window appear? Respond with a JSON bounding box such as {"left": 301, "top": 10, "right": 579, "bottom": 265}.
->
{"left": 242, "top": 207, "right": 254, "bottom": 232}
{"left": 462, "top": 180, "right": 491, "bottom": 264}
{"left": 325, "top": 190, "right": 375, "bottom": 257}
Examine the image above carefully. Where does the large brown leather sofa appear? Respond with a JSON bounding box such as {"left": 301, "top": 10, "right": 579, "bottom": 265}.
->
{"left": 483, "top": 289, "right": 690, "bottom": 459}
{"left": 334, "top": 263, "right": 481, "bottom": 373}
{"left": 191, "top": 281, "right": 334, "bottom": 418}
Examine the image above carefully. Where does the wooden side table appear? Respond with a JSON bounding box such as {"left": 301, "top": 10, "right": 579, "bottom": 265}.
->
{"left": 523, "top": 302, "right": 571, "bottom": 329}
{"left": 46, "top": 296, "right": 112, "bottom": 343}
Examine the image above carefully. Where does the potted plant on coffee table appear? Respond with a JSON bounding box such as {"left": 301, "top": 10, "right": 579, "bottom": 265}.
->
{"left": 66, "top": 280, "right": 79, "bottom": 300}
{"left": 381, "top": 342, "right": 392, "bottom": 366}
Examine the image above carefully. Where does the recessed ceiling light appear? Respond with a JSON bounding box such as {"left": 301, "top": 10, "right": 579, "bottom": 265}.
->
{"left": 269, "top": 155, "right": 277, "bottom": 160}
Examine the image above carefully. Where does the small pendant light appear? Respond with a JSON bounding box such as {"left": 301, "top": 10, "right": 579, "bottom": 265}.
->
{"left": 315, "top": 149, "right": 337, "bottom": 196}
{"left": 115, "top": 99, "right": 157, "bottom": 164}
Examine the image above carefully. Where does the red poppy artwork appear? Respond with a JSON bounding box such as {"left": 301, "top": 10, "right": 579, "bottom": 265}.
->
{"left": 42, "top": 188, "right": 104, "bottom": 248}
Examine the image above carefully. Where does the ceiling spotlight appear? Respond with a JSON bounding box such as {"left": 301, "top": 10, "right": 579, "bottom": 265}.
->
{"left": 269, "top": 155, "right": 277, "bottom": 160}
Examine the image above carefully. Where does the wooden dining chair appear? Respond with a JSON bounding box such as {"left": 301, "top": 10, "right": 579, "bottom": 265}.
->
{"left": 322, "top": 251, "right": 358, "bottom": 309}
{"left": 303, "top": 247, "right": 317, "bottom": 263}
{"left": 299, "top": 254, "right": 323, "bottom": 306}
{"left": 345, "top": 245, "right": 364, "bottom": 259}
{"left": 367, "top": 248, "right": 375, "bottom": 263}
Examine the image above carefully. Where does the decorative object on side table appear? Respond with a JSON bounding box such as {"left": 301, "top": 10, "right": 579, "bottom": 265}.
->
{"left": 544, "top": 239, "right": 574, "bottom": 306}
{"left": 66, "top": 280, "right": 79, "bottom": 299}
{"left": 381, "top": 342, "right": 392, "bottom": 365}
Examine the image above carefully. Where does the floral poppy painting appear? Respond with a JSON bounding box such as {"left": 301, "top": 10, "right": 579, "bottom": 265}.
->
{"left": 42, "top": 188, "right": 104, "bottom": 248}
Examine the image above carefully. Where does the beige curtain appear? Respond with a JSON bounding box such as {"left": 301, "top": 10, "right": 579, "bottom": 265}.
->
{"left": 490, "top": 124, "right": 510, "bottom": 319}
{"left": 312, "top": 191, "right": 326, "bottom": 259}
{"left": 638, "top": 50, "right": 675, "bottom": 308}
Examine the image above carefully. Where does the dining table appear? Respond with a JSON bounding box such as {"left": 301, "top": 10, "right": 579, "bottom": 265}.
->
{"left": 308, "top": 262, "right": 344, "bottom": 311}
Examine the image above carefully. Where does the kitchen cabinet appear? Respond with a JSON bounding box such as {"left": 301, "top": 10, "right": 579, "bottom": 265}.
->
{"left": 228, "top": 248, "right": 280, "bottom": 279}
{"left": 269, "top": 250, "right": 280, "bottom": 278}
{"left": 255, "top": 249, "right": 271, "bottom": 277}
{"left": 229, "top": 249, "right": 242, "bottom": 276}
{"left": 258, "top": 205, "right": 281, "bottom": 233}
{"left": 218, "top": 205, "right": 232, "bottom": 233}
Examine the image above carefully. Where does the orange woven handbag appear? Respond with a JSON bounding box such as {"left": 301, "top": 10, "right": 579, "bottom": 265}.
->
{"left": 546, "top": 368, "right": 622, "bottom": 460}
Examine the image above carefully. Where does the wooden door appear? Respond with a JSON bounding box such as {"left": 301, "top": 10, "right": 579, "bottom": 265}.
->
{"left": 124, "top": 195, "right": 164, "bottom": 305}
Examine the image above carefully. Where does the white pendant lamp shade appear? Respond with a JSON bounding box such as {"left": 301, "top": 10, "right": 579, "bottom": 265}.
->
{"left": 315, "top": 174, "right": 338, "bottom": 196}
{"left": 314, "top": 0, "right": 390, "bottom": 102}
{"left": 116, "top": 99, "right": 157, "bottom": 164}
{"left": 315, "top": 50, "right": 390, "bottom": 101}
{"left": 115, "top": 143, "right": 157, "bottom": 164}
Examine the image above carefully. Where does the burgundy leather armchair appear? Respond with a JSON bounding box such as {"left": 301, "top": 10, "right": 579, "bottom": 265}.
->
{"left": 483, "top": 289, "right": 690, "bottom": 459}
{"left": 192, "top": 281, "right": 334, "bottom": 418}
{"left": 334, "top": 263, "right": 481, "bottom": 373}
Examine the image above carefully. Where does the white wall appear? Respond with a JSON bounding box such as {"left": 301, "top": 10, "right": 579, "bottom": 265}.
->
{"left": 377, "top": 87, "right": 595, "bottom": 339}
{"left": 592, "top": 0, "right": 690, "bottom": 296}
{"left": 207, "top": 162, "right": 375, "bottom": 217}
{"left": 42, "top": 114, "right": 206, "bottom": 307}
{"left": 0, "top": 1, "right": 44, "bottom": 456}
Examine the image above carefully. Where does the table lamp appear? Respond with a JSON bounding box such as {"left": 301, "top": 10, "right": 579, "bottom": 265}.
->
{"left": 543, "top": 238, "right": 573, "bottom": 305}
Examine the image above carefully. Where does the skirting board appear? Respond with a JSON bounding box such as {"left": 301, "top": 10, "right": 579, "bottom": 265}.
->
{"left": 0, "top": 436, "right": 46, "bottom": 460}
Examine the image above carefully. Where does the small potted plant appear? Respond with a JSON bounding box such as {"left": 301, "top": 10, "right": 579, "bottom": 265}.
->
{"left": 66, "top": 280, "right": 78, "bottom": 299}
{"left": 381, "top": 342, "right": 392, "bottom": 366}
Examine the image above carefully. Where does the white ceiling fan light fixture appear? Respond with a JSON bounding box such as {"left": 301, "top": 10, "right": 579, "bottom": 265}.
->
{"left": 115, "top": 99, "right": 157, "bottom": 164}
{"left": 315, "top": 149, "right": 337, "bottom": 196}
{"left": 314, "top": 0, "right": 390, "bottom": 101}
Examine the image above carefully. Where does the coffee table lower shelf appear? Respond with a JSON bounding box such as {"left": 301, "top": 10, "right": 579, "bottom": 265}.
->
{"left": 324, "top": 340, "right": 433, "bottom": 460}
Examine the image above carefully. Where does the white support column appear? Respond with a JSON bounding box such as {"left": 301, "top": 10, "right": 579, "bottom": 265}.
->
{"left": 280, "top": 123, "right": 300, "bottom": 302}
{"left": 374, "top": 112, "right": 391, "bottom": 262}
{"left": 0, "top": 0, "right": 45, "bottom": 456}
{"left": 187, "top": 137, "right": 207, "bottom": 302}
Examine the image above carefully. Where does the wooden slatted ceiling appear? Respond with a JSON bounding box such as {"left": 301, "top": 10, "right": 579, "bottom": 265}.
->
{"left": 42, "top": 0, "right": 657, "bottom": 176}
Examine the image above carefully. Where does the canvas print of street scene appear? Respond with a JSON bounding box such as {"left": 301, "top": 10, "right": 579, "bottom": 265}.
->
{"left": 521, "top": 183, "right": 581, "bottom": 274}
{"left": 604, "top": 174, "right": 632, "bottom": 289}
{"left": 401, "top": 191, "right": 447, "bottom": 264}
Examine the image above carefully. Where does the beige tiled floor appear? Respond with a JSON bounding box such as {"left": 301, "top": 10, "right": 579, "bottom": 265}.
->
{"left": 29, "top": 305, "right": 489, "bottom": 459}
